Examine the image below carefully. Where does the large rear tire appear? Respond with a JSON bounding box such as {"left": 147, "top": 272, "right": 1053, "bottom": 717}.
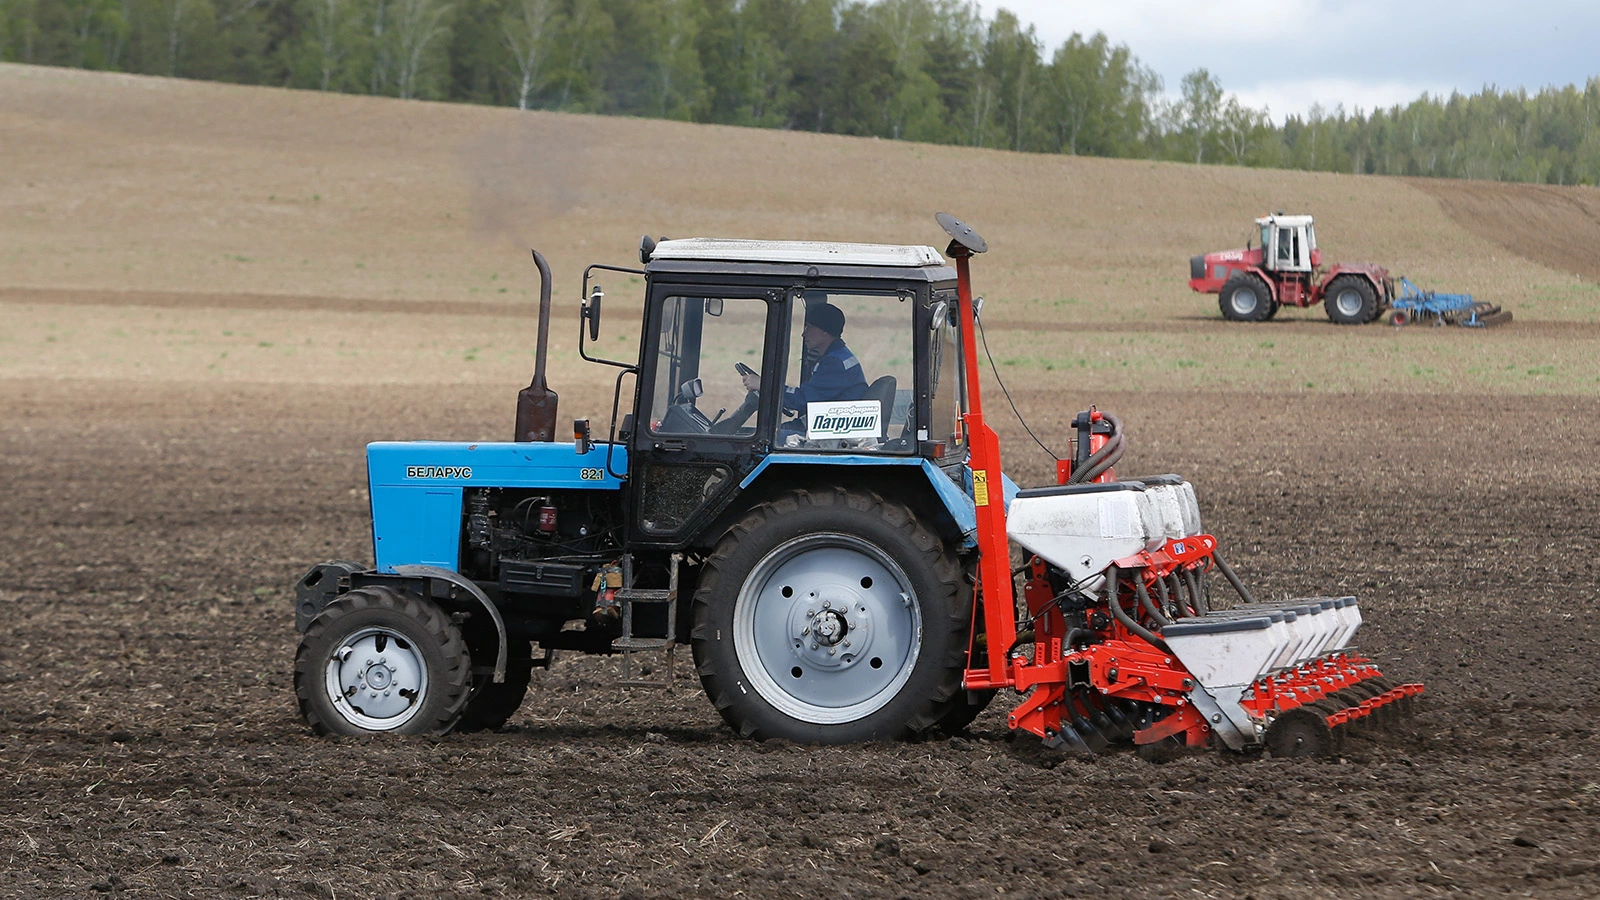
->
{"left": 294, "top": 585, "right": 474, "bottom": 735}
{"left": 1219, "top": 276, "right": 1272, "bottom": 322}
{"left": 1324, "top": 276, "right": 1378, "bottom": 325}
{"left": 691, "top": 487, "right": 970, "bottom": 743}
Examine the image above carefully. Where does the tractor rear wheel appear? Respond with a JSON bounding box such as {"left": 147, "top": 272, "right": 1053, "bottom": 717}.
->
{"left": 1219, "top": 276, "right": 1272, "bottom": 322}
{"left": 691, "top": 487, "right": 969, "bottom": 743}
{"left": 1324, "top": 276, "right": 1378, "bottom": 325}
{"left": 294, "top": 585, "right": 474, "bottom": 735}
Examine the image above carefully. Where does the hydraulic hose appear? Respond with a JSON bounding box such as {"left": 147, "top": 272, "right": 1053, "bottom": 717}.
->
{"left": 1166, "top": 572, "right": 1191, "bottom": 618}
{"left": 1105, "top": 566, "right": 1170, "bottom": 653}
{"left": 1067, "top": 413, "right": 1126, "bottom": 484}
{"left": 1153, "top": 574, "right": 1178, "bottom": 620}
{"left": 1212, "top": 552, "right": 1256, "bottom": 607}
{"left": 1184, "top": 568, "right": 1209, "bottom": 615}
{"left": 1135, "top": 575, "right": 1171, "bottom": 628}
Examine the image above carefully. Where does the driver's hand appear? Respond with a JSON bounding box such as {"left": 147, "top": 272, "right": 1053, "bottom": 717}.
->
{"left": 740, "top": 371, "right": 760, "bottom": 392}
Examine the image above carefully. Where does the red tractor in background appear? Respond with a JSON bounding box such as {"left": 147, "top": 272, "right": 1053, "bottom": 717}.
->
{"left": 1190, "top": 213, "right": 1394, "bottom": 325}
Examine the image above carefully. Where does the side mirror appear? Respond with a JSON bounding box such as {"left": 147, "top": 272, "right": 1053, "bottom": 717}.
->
{"left": 585, "top": 285, "right": 603, "bottom": 341}
{"left": 705, "top": 297, "right": 724, "bottom": 317}
{"left": 972, "top": 295, "right": 985, "bottom": 320}
{"left": 929, "top": 300, "right": 947, "bottom": 330}
{"left": 639, "top": 235, "right": 656, "bottom": 264}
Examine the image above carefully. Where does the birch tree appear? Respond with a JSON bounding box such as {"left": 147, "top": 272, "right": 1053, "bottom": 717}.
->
{"left": 502, "top": 0, "right": 553, "bottom": 110}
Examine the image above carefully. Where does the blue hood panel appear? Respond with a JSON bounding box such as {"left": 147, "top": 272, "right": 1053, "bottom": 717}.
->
{"left": 367, "top": 441, "right": 625, "bottom": 572}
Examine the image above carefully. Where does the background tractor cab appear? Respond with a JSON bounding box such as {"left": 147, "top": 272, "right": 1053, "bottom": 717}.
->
{"left": 1258, "top": 214, "right": 1319, "bottom": 273}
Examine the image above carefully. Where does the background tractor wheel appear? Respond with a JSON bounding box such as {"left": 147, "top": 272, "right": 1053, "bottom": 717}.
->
{"left": 691, "top": 487, "right": 970, "bottom": 743}
{"left": 1262, "top": 300, "right": 1282, "bottom": 321}
{"left": 1389, "top": 309, "right": 1411, "bottom": 326}
{"left": 1324, "top": 276, "right": 1378, "bottom": 325}
{"left": 455, "top": 639, "right": 535, "bottom": 732}
{"left": 1218, "top": 276, "right": 1272, "bottom": 322}
{"left": 294, "top": 585, "right": 473, "bottom": 735}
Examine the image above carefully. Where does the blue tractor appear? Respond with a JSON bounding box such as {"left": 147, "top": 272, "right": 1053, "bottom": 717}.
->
{"left": 292, "top": 215, "right": 1424, "bottom": 758}
{"left": 292, "top": 217, "right": 999, "bottom": 742}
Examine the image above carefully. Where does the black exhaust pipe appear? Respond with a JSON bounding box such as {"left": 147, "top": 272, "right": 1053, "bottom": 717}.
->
{"left": 514, "top": 249, "right": 559, "bottom": 442}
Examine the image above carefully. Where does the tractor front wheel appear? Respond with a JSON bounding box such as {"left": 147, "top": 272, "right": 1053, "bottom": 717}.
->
{"left": 691, "top": 487, "right": 969, "bottom": 743}
{"left": 456, "top": 639, "right": 535, "bottom": 732}
{"left": 1325, "top": 276, "right": 1378, "bottom": 325}
{"left": 294, "top": 585, "right": 474, "bottom": 735}
{"left": 1219, "top": 276, "right": 1272, "bottom": 322}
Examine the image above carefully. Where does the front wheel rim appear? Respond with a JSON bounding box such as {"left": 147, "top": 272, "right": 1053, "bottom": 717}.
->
{"left": 1231, "top": 287, "right": 1259, "bottom": 316}
{"left": 1334, "top": 288, "right": 1364, "bottom": 317}
{"left": 323, "top": 626, "right": 429, "bottom": 731}
{"left": 733, "top": 533, "right": 923, "bottom": 725}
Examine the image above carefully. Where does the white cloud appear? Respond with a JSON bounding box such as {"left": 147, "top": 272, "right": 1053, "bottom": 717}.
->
{"left": 973, "top": 0, "right": 1600, "bottom": 122}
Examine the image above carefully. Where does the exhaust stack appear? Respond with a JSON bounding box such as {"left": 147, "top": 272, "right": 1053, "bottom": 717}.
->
{"left": 514, "top": 249, "right": 559, "bottom": 442}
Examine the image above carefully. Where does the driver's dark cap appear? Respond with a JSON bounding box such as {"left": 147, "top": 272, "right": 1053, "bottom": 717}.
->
{"left": 804, "top": 302, "right": 845, "bottom": 338}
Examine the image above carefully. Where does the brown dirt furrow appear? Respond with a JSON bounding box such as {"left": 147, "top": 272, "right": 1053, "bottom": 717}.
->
{"left": 1410, "top": 177, "right": 1600, "bottom": 283}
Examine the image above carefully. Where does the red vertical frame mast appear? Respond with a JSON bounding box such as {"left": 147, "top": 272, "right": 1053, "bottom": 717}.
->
{"left": 938, "top": 214, "right": 1017, "bottom": 691}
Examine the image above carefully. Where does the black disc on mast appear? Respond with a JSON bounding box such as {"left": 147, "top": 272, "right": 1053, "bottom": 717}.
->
{"left": 936, "top": 212, "right": 988, "bottom": 254}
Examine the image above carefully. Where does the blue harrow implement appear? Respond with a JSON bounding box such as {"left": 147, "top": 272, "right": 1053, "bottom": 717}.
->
{"left": 1389, "top": 278, "right": 1511, "bottom": 327}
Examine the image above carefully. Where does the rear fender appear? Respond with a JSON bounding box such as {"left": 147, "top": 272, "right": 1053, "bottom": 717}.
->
{"left": 1320, "top": 264, "right": 1392, "bottom": 302}
{"left": 717, "top": 455, "right": 1018, "bottom": 553}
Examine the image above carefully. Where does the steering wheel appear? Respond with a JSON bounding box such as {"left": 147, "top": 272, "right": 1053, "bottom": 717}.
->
{"left": 709, "top": 390, "right": 759, "bottom": 434}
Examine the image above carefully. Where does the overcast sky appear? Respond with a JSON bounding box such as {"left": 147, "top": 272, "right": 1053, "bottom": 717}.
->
{"left": 973, "top": 1, "right": 1600, "bottom": 122}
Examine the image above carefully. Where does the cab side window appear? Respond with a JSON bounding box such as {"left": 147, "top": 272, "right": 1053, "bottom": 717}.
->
{"left": 778, "top": 291, "right": 914, "bottom": 452}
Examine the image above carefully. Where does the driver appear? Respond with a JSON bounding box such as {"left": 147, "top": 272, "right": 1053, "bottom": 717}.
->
{"left": 740, "top": 302, "right": 867, "bottom": 412}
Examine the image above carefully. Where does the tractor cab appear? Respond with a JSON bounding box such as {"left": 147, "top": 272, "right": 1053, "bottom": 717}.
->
{"left": 1257, "top": 213, "right": 1319, "bottom": 273}
{"left": 579, "top": 237, "right": 971, "bottom": 548}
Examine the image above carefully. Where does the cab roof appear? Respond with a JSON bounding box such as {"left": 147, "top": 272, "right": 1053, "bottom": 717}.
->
{"left": 1256, "top": 214, "right": 1314, "bottom": 228}
{"left": 648, "top": 238, "right": 946, "bottom": 269}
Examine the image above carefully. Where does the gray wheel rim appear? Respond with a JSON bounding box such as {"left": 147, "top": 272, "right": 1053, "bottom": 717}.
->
{"left": 323, "top": 626, "right": 429, "bottom": 731}
{"left": 1230, "top": 286, "right": 1259, "bottom": 316}
{"left": 733, "top": 533, "right": 923, "bottom": 725}
{"left": 1334, "top": 287, "right": 1364, "bottom": 317}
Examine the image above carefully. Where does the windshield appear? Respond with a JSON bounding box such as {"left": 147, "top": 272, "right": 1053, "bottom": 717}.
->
{"left": 647, "top": 295, "right": 767, "bottom": 436}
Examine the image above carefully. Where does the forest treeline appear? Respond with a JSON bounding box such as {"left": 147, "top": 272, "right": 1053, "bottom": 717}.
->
{"left": 6, "top": 0, "right": 1600, "bottom": 185}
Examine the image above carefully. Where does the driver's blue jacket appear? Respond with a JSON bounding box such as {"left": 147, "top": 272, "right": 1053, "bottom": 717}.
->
{"left": 782, "top": 340, "right": 868, "bottom": 413}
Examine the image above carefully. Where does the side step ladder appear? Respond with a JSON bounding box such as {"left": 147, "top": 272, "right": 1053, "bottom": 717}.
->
{"left": 613, "top": 552, "right": 681, "bottom": 688}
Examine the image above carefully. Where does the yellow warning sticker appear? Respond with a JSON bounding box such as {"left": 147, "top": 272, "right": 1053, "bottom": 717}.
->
{"left": 972, "top": 469, "right": 990, "bottom": 506}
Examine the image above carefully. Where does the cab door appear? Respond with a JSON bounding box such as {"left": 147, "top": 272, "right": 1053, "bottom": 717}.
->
{"left": 628, "top": 285, "right": 784, "bottom": 545}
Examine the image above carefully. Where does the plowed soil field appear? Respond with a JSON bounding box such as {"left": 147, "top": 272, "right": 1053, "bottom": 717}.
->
{"left": 4, "top": 382, "right": 1599, "bottom": 898}
{"left": 4, "top": 63, "right": 1600, "bottom": 898}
